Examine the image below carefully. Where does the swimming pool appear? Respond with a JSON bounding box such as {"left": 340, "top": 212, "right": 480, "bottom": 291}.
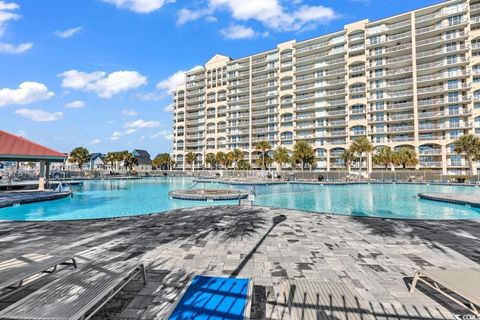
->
{"left": 0, "top": 177, "right": 479, "bottom": 221}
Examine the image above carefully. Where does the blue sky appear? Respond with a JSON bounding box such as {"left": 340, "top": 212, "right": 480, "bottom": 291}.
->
{"left": 0, "top": 0, "right": 442, "bottom": 156}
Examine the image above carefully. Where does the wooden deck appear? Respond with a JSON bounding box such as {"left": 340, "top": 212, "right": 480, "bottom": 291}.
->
{"left": 284, "top": 281, "right": 374, "bottom": 320}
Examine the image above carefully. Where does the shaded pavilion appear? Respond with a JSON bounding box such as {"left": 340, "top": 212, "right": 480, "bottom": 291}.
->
{"left": 0, "top": 130, "right": 66, "bottom": 190}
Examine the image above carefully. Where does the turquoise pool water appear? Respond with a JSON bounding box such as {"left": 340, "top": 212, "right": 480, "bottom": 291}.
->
{"left": 0, "top": 177, "right": 479, "bottom": 221}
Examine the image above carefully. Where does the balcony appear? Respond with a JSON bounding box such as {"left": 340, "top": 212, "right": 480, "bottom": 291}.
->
{"left": 416, "top": 45, "right": 469, "bottom": 59}
{"left": 370, "top": 67, "right": 413, "bottom": 78}
{"left": 416, "top": 31, "right": 468, "bottom": 47}
{"left": 419, "top": 161, "right": 443, "bottom": 167}
{"left": 416, "top": 57, "right": 469, "bottom": 70}
{"left": 369, "top": 90, "right": 413, "bottom": 101}
{"left": 417, "top": 70, "right": 470, "bottom": 83}
{"left": 389, "top": 126, "right": 414, "bottom": 132}
{"left": 417, "top": 96, "right": 471, "bottom": 106}
{"left": 417, "top": 83, "right": 471, "bottom": 95}
{"left": 368, "top": 78, "right": 413, "bottom": 90}
{"left": 369, "top": 43, "right": 412, "bottom": 57}
{"left": 419, "top": 149, "right": 442, "bottom": 155}
{"left": 416, "top": 5, "right": 467, "bottom": 23}
{"left": 416, "top": 18, "right": 469, "bottom": 36}
{"left": 296, "top": 40, "right": 336, "bottom": 54}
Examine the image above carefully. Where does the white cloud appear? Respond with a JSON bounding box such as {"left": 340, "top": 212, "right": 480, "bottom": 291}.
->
{"left": 136, "top": 92, "right": 163, "bottom": 101}
{"left": 162, "top": 104, "right": 173, "bottom": 112}
{"left": 122, "top": 109, "right": 138, "bottom": 116}
{"left": 55, "top": 26, "right": 83, "bottom": 38}
{"left": 101, "top": 0, "right": 173, "bottom": 13}
{"left": 15, "top": 108, "right": 63, "bottom": 122}
{"left": 179, "top": 0, "right": 338, "bottom": 32}
{"left": 150, "top": 130, "right": 172, "bottom": 140}
{"left": 110, "top": 128, "right": 136, "bottom": 140}
{"left": 124, "top": 119, "right": 160, "bottom": 129}
{"left": 0, "top": 2, "right": 33, "bottom": 54}
{"left": 59, "top": 69, "right": 147, "bottom": 98}
{"left": 91, "top": 138, "right": 101, "bottom": 144}
{"left": 220, "top": 24, "right": 256, "bottom": 39}
{"left": 0, "top": 82, "right": 54, "bottom": 107}
{"left": 156, "top": 65, "right": 202, "bottom": 95}
{"left": 0, "top": 1, "right": 19, "bottom": 37}
{"left": 16, "top": 129, "right": 27, "bottom": 137}
{"left": 177, "top": 8, "right": 211, "bottom": 25}
{"left": 64, "top": 100, "right": 85, "bottom": 109}
{"left": 110, "top": 131, "right": 122, "bottom": 140}
{"left": 0, "top": 42, "right": 31, "bottom": 53}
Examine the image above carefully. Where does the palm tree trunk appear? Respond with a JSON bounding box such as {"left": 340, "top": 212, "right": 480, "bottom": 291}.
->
{"left": 468, "top": 155, "right": 473, "bottom": 176}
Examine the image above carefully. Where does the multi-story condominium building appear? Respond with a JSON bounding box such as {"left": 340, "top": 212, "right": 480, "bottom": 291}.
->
{"left": 173, "top": 0, "right": 480, "bottom": 174}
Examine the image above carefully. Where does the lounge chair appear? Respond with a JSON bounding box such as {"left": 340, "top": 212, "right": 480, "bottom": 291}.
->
{"left": 0, "top": 253, "right": 77, "bottom": 298}
{"left": 0, "top": 260, "right": 147, "bottom": 320}
{"left": 283, "top": 280, "right": 374, "bottom": 320}
{"left": 410, "top": 268, "right": 480, "bottom": 315}
{"left": 166, "top": 275, "right": 252, "bottom": 320}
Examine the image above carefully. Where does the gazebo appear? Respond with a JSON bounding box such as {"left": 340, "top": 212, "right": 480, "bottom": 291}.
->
{"left": 0, "top": 130, "right": 66, "bottom": 190}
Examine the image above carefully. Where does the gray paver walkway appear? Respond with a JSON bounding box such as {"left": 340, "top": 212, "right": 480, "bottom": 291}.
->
{"left": 419, "top": 193, "right": 480, "bottom": 208}
{"left": 0, "top": 191, "right": 72, "bottom": 208}
{"left": 0, "top": 206, "right": 479, "bottom": 320}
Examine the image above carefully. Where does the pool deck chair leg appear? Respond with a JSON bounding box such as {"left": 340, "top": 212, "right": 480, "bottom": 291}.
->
{"left": 409, "top": 272, "right": 420, "bottom": 293}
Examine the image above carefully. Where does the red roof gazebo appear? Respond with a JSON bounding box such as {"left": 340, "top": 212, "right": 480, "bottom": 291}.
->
{"left": 0, "top": 130, "right": 66, "bottom": 190}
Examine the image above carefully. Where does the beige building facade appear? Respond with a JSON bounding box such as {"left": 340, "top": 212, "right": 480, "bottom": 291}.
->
{"left": 173, "top": 0, "right": 480, "bottom": 174}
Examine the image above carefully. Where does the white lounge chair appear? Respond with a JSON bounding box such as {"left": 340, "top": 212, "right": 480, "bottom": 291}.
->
{"left": 410, "top": 268, "right": 480, "bottom": 316}
{"left": 0, "top": 260, "right": 146, "bottom": 320}
{"left": 0, "top": 253, "right": 77, "bottom": 298}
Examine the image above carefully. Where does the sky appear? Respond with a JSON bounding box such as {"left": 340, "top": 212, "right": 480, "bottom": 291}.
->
{"left": 0, "top": 0, "right": 443, "bottom": 156}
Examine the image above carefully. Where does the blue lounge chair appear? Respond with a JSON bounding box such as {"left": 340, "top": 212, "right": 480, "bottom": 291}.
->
{"left": 167, "top": 275, "right": 252, "bottom": 320}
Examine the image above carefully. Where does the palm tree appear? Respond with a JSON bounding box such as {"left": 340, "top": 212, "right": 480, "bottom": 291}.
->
{"left": 216, "top": 152, "right": 227, "bottom": 169}
{"left": 255, "top": 140, "right": 271, "bottom": 169}
{"left": 454, "top": 134, "right": 480, "bottom": 176}
{"left": 372, "top": 146, "right": 394, "bottom": 170}
{"left": 115, "top": 151, "right": 128, "bottom": 171}
{"left": 185, "top": 152, "right": 196, "bottom": 171}
{"left": 237, "top": 160, "right": 251, "bottom": 170}
{"left": 152, "top": 153, "right": 172, "bottom": 170}
{"left": 293, "top": 141, "right": 315, "bottom": 171}
{"left": 122, "top": 153, "right": 138, "bottom": 171}
{"left": 350, "top": 136, "right": 373, "bottom": 177}
{"left": 395, "top": 147, "right": 418, "bottom": 169}
{"left": 231, "top": 148, "right": 244, "bottom": 169}
{"left": 105, "top": 152, "right": 116, "bottom": 171}
{"left": 340, "top": 148, "right": 356, "bottom": 174}
{"left": 225, "top": 152, "right": 234, "bottom": 169}
{"left": 205, "top": 153, "right": 217, "bottom": 170}
{"left": 69, "top": 147, "right": 90, "bottom": 170}
{"left": 273, "top": 147, "right": 290, "bottom": 171}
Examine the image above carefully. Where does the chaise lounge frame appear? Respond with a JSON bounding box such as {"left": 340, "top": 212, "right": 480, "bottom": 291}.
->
{"left": 0, "top": 261, "right": 147, "bottom": 320}
{"left": 410, "top": 268, "right": 480, "bottom": 316}
{"left": 0, "top": 254, "right": 77, "bottom": 300}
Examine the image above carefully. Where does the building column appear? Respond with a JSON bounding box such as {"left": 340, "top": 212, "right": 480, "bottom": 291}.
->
{"left": 38, "top": 160, "right": 46, "bottom": 191}
{"left": 441, "top": 144, "right": 447, "bottom": 175}
{"left": 367, "top": 152, "right": 373, "bottom": 174}
{"left": 326, "top": 149, "right": 331, "bottom": 172}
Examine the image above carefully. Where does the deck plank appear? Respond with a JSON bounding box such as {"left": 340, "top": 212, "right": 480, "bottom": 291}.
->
{"left": 285, "top": 281, "right": 374, "bottom": 320}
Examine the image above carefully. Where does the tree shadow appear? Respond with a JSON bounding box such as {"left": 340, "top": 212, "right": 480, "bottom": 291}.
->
{"left": 349, "top": 216, "right": 480, "bottom": 265}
